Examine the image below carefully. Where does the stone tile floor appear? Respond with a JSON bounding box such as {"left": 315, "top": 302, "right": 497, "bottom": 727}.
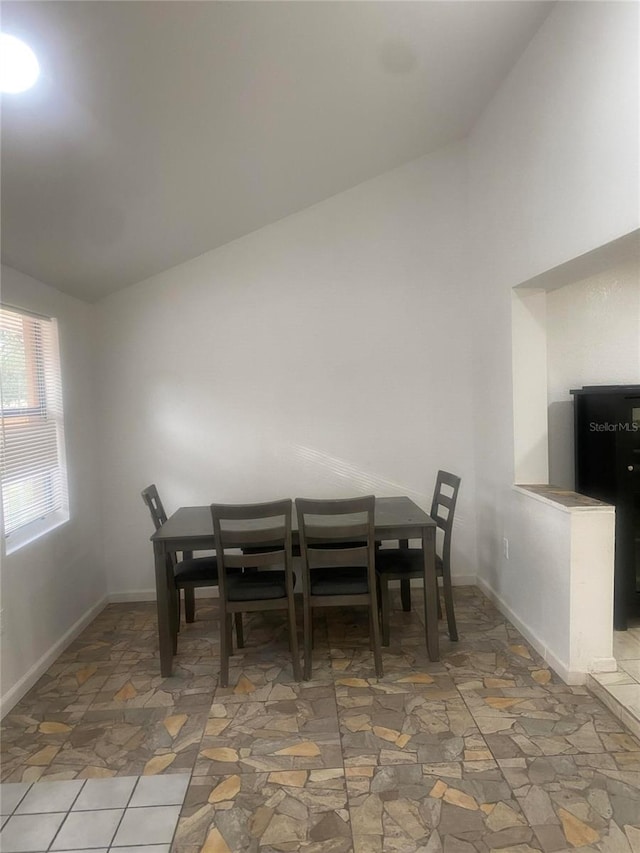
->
{"left": 1, "top": 586, "right": 639, "bottom": 852}
{"left": 590, "top": 617, "right": 640, "bottom": 741}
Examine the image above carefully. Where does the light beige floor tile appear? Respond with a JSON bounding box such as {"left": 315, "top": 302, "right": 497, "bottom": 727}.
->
{"left": 0, "top": 812, "right": 66, "bottom": 853}
{"left": 0, "top": 783, "right": 31, "bottom": 816}
{"left": 592, "top": 670, "right": 636, "bottom": 686}
{"left": 606, "top": 683, "right": 640, "bottom": 719}
{"left": 51, "top": 808, "right": 123, "bottom": 850}
{"left": 618, "top": 658, "right": 640, "bottom": 681}
{"left": 16, "top": 779, "right": 84, "bottom": 814}
{"left": 612, "top": 631, "right": 640, "bottom": 660}
{"left": 112, "top": 805, "right": 181, "bottom": 846}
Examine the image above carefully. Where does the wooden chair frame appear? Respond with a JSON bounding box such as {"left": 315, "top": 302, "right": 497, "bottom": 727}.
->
{"left": 296, "top": 495, "right": 382, "bottom": 680}
{"left": 211, "top": 499, "right": 302, "bottom": 687}
{"left": 378, "top": 471, "right": 460, "bottom": 645}
{"left": 142, "top": 484, "right": 243, "bottom": 651}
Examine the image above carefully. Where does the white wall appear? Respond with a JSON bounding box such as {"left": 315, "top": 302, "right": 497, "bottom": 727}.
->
{"left": 480, "top": 488, "right": 615, "bottom": 683}
{"left": 0, "top": 265, "right": 104, "bottom": 713}
{"left": 470, "top": 2, "right": 639, "bottom": 290}
{"left": 547, "top": 257, "right": 640, "bottom": 488}
{"left": 512, "top": 289, "right": 548, "bottom": 484}
{"left": 570, "top": 508, "right": 616, "bottom": 675}
{"left": 97, "top": 144, "right": 478, "bottom": 598}
{"left": 468, "top": 1, "right": 639, "bottom": 672}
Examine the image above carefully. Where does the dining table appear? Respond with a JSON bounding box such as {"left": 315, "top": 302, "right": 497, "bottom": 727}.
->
{"left": 151, "top": 495, "right": 438, "bottom": 677}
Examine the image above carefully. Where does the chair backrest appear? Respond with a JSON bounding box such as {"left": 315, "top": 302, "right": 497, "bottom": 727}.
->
{"left": 210, "top": 499, "right": 294, "bottom": 602}
{"left": 141, "top": 484, "right": 178, "bottom": 576}
{"left": 296, "top": 495, "right": 376, "bottom": 581}
{"left": 430, "top": 471, "right": 461, "bottom": 566}
{"left": 141, "top": 484, "right": 168, "bottom": 531}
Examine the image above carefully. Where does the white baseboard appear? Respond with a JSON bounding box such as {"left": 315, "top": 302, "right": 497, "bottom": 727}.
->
{"left": 0, "top": 595, "right": 108, "bottom": 718}
{"left": 410, "top": 575, "right": 476, "bottom": 588}
{"left": 107, "top": 589, "right": 157, "bottom": 603}
{"left": 451, "top": 575, "right": 477, "bottom": 587}
{"left": 476, "top": 577, "right": 585, "bottom": 686}
{"left": 107, "top": 587, "right": 220, "bottom": 603}
{"left": 589, "top": 657, "right": 617, "bottom": 673}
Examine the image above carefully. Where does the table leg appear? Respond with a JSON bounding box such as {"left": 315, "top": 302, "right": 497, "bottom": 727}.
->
{"left": 181, "top": 551, "right": 195, "bottom": 622}
{"left": 154, "top": 541, "right": 174, "bottom": 677}
{"left": 422, "top": 527, "right": 439, "bottom": 661}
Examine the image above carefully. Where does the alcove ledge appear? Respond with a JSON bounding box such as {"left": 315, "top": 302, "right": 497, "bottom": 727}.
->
{"left": 512, "top": 484, "right": 615, "bottom": 513}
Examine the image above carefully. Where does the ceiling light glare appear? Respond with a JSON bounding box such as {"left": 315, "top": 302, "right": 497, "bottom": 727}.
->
{"left": 0, "top": 33, "right": 40, "bottom": 93}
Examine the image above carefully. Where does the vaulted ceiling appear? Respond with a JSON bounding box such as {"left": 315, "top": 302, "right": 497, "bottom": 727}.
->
{"left": 1, "top": 1, "right": 552, "bottom": 301}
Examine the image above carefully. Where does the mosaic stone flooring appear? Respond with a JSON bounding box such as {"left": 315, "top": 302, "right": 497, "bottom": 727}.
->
{"left": 1, "top": 587, "right": 640, "bottom": 852}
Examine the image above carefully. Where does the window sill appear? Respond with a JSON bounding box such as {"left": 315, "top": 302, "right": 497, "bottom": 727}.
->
{"left": 4, "top": 509, "right": 70, "bottom": 556}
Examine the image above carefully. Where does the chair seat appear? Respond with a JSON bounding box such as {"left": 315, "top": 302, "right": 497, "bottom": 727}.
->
{"left": 310, "top": 567, "right": 369, "bottom": 596}
{"left": 174, "top": 557, "right": 244, "bottom": 585}
{"left": 174, "top": 556, "right": 219, "bottom": 584}
{"left": 227, "top": 570, "right": 287, "bottom": 601}
{"left": 376, "top": 548, "right": 443, "bottom": 576}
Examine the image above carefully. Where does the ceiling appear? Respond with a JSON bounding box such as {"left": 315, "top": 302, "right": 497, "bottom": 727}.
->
{"left": 1, "top": 1, "right": 552, "bottom": 302}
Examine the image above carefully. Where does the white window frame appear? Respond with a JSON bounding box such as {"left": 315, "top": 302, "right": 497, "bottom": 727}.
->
{"left": 0, "top": 304, "right": 69, "bottom": 554}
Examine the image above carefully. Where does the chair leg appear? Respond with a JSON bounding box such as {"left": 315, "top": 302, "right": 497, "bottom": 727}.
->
{"left": 380, "top": 575, "right": 391, "bottom": 647}
{"left": 400, "top": 578, "right": 412, "bottom": 612}
{"left": 369, "top": 598, "right": 383, "bottom": 679}
{"left": 369, "top": 606, "right": 374, "bottom": 651}
{"left": 442, "top": 571, "right": 458, "bottom": 642}
{"left": 437, "top": 586, "right": 443, "bottom": 619}
{"left": 303, "top": 596, "right": 313, "bottom": 681}
{"left": 234, "top": 613, "right": 244, "bottom": 648}
{"left": 226, "top": 612, "right": 234, "bottom": 654}
{"left": 220, "top": 612, "right": 231, "bottom": 688}
{"left": 169, "top": 585, "right": 179, "bottom": 654}
{"left": 184, "top": 588, "right": 196, "bottom": 623}
{"left": 287, "top": 597, "right": 302, "bottom": 682}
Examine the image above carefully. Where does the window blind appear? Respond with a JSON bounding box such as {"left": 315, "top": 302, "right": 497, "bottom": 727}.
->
{"left": 0, "top": 305, "right": 68, "bottom": 539}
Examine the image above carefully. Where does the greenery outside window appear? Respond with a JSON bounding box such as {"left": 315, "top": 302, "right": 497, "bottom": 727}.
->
{"left": 0, "top": 305, "right": 69, "bottom": 553}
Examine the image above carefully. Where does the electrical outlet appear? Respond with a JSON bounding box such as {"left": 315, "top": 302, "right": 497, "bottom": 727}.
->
{"left": 503, "top": 538, "right": 509, "bottom": 560}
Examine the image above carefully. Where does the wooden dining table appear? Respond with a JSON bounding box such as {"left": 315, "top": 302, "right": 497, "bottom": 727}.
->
{"left": 151, "top": 495, "right": 438, "bottom": 676}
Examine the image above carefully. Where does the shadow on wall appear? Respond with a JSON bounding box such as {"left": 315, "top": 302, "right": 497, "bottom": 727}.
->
{"left": 548, "top": 400, "right": 575, "bottom": 490}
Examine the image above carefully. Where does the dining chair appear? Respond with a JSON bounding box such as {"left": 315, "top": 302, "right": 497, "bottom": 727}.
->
{"left": 210, "top": 499, "right": 301, "bottom": 686}
{"left": 141, "top": 484, "right": 243, "bottom": 648}
{"left": 376, "top": 471, "right": 461, "bottom": 644}
{"left": 296, "top": 495, "right": 382, "bottom": 680}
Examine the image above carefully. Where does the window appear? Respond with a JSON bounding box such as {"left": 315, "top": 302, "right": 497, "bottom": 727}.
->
{"left": 0, "top": 305, "right": 69, "bottom": 553}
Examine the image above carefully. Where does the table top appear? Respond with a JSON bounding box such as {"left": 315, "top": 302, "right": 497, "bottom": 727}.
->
{"left": 151, "top": 495, "right": 435, "bottom": 543}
